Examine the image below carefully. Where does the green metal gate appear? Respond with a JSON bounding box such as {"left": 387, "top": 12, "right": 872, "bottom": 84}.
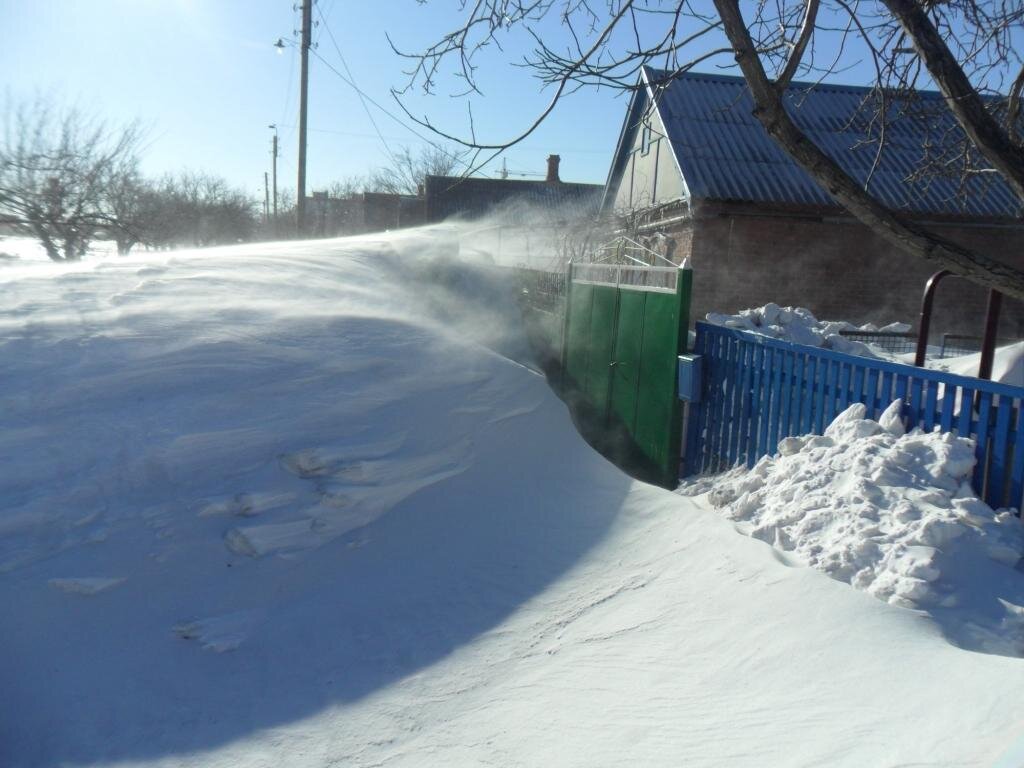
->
{"left": 561, "top": 262, "right": 693, "bottom": 488}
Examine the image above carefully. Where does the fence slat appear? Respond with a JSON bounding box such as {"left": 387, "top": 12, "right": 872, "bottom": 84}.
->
{"left": 746, "top": 344, "right": 765, "bottom": 467}
{"left": 801, "top": 356, "right": 817, "bottom": 435}
{"left": 909, "top": 376, "right": 924, "bottom": 431}
{"left": 866, "top": 367, "right": 880, "bottom": 419}
{"left": 939, "top": 382, "right": 956, "bottom": 432}
{"left": 713, "top": 335, "right": 737, "bottom": 472}
{"left": 1011, "top": 405, "right": 1024, "bottom": 509}
{"left": 881, "top": 371, "right": 894, "bottom": 413}
{"left": 790, "top": 352, "right": 805, "bottom": 437}
{"left": 894, "top": 374, "right": 909, "bottom": 421}
{"left": 923, "top": 380, "right": 939, "bottom": 432}
{"left": 779, "top": 350, "right": 795, "bottom": 440}
{"left": 701, "top": 331, "right": 723, "bottom": 472}
{"left": 728, "top": 342, "right": 754, "bottom": 468}
{"left": 974, "top": 391, "right": 994, "bottom": 493}
{"left": 758, "top": 347, "right": 776, "bottom": 459}
{"left": 768, "top": 348, "right": 785, "bottom": 451}
{"left": 957, "top": 388, "right": 974, "bottom": 437}
{"left": 837, "top": 362, "right": 852, "bottom": 413}
{"left": 989, "top": 396, "right": 1013, "bottom": 508}
{"left": 813, "top": 358, "right": 829, "bottom": 434}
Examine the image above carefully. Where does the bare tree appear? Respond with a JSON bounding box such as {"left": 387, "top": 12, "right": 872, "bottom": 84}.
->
{"left": 326, "top": 176, "right": 366, "bottom": 198}
{"left": 368, "top": 144, "right": 468, "bottom": 195}
{"left": 154, "top": 171, "right": 258, "bottom": 248}
{"left": 0, "top": 96, "right": 142, "bottom": 261}
{"left": 392, "top": 1, "right": 1024, "bottom": 298}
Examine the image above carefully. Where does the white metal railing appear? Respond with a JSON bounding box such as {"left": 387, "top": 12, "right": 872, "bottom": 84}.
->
{"left": 571, "top": 263, "right": 679, "bottom": 293}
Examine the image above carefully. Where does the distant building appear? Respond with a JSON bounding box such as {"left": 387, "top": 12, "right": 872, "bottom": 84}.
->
{"left": 424, "top": 155, "right": 603, "bottom": 225}
{"left": 306, "top": 191, "right": 424, "bottom": 237}
{"left": 603, "top": 67, "right": 1024, "bottom": 335}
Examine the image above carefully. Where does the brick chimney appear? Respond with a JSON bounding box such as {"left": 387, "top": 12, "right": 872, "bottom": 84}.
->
{"left": 546, "top": 154, "right": 561, "bottom": 183}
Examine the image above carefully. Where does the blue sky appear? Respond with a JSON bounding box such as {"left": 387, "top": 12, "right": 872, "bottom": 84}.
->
{"left": 0, "top": 1, "right": 642, "bottom": 198}
{"left": 1, "top": 1, "right": 911, "bottom": 200}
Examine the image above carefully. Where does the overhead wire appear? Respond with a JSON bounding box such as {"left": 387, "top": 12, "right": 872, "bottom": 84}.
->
{"left": 315, "top": 3, "right": 401, "bottom": 168}
{"left": 309, "top": 8, "right": 476, "bottom": 174}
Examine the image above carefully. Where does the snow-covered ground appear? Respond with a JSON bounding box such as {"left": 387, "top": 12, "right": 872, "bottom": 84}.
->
{"left": 3, "top": 230, "right": 1024, "bottom": 767}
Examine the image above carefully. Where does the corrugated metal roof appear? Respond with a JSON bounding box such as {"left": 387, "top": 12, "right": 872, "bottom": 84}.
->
{"left": 633, "top": 68, "right": 1021, "bottom": 219}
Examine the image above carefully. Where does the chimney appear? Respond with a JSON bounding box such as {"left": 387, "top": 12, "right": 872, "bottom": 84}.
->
{"left": 546, "top": 154, "right": 561, "bottom": 183}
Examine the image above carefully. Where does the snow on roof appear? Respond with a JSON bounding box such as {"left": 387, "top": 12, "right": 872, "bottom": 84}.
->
{"left": 605, "top": 67, "right": 1023, "bottom": 219}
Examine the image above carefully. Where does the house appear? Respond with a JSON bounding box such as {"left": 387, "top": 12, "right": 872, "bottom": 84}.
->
{"left": 602, "top": 68, "right": 1024, "bottom": 335}
{"left": 424, "top": 155, "right": 603, "bottom": 225}
{"left": 306, "top": 191, "right": 424, "bottom": 237}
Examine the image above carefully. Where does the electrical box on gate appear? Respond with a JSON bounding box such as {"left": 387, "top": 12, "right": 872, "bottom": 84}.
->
{"left": 677, "top": 354, "right": 703, "bottom": 402}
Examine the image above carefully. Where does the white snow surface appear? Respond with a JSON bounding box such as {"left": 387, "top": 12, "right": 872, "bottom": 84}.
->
{"left": 3, "top": 230, "right": 1024, "bottom": 767}
{"left": 706, "top": 302, "right": 910, "bottom": 356}
{"left": 689, "top": 401, "right": 1024, "bottom": 656}
{"left": 930, "top": 340, "right": 1024, "bottom": 387}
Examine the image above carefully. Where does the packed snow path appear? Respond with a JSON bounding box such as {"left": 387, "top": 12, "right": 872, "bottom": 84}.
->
{"left": 2, "top": 230, "right": 1024, "bottom": 767}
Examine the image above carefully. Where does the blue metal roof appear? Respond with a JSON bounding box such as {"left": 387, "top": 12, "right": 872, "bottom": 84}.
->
{"left": 612, "top": 68, "right": 1021, "bottom": 219}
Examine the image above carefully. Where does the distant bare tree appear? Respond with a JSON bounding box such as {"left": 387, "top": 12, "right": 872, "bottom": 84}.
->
{"left": 103, "top": 160, "right": 152, "bottom": 255}
{"left": 0, "top": 96, "right": 142, "bottom": 260}
{"left": 325, "top": 176, "right": 366, "bottom": 198}
{"left": 369, "top": 145, "right": 468, "bottom": 195}
{"left": 395, "top": 1, "right": 1024, "bottom": 299}
{"left": 155, "top": 171, "right": 258, "bottom": 248}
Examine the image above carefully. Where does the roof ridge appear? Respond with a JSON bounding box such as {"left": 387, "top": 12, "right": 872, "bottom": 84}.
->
{"left": 641, "top": 65, "right": 949, "bottom": 101}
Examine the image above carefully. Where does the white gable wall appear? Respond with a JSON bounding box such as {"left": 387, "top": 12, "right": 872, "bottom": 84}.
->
{"left": 612, "top": 104, "right": 686, "bottom": 213}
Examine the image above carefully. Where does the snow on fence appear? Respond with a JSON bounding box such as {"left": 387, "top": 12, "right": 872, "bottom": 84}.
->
{"left": 685, "top": 322, "right": 1024, "bottom": 511}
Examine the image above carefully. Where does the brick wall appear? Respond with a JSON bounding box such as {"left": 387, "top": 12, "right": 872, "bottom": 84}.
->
{"left": 662, "top": 204, "right": 1024, "bottom": 338}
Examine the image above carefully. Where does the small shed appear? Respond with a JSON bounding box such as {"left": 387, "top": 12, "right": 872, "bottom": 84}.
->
{"left": 602, "top": 68, "right": 1024, "bottom": 335}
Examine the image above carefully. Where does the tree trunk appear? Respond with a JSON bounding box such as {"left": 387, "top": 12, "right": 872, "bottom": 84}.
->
{"left": 712, "top": 0, "right": 1024, "bottom": 301}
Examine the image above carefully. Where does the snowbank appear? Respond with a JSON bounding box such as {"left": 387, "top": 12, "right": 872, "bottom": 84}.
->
{"left": 693, "top": 401, "right": 1024, "bottom": 655}
{"left": 4, "top": 231, "right": 1024, "bottom": 767}
{"left": 706, "top": 302, "right": 910, "bottom": 357}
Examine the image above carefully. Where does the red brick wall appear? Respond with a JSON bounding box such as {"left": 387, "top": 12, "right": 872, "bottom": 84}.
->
{"left": 666, "top": 206, "right": 1024, "bottom": 338}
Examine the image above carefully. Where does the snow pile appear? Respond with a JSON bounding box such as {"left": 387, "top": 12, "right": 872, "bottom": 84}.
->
{"left": 700, "top": 401, "right": 1024, "bottom": 654}
{"left": 6, "top": 231, "right": 1024, "bottom": 766}
{"left": 706, "top": 303, "right": 909, "bottom": 357}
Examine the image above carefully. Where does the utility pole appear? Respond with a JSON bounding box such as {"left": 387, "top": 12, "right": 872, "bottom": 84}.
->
{"left": 268, "top": 124, "right": 279, "bottom": 235}
{"left": 264, "top": 172, "right": 270, "bottom": 224}
{"left": 296, "top": 0, "right": 312, "bottom": 236}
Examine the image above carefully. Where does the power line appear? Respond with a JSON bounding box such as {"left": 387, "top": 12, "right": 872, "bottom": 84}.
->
{"left": 307, "top": 37, "right": 474, "bottom": 173}
{"left": 315, "top": 3, "right": 400, "bottom": 167}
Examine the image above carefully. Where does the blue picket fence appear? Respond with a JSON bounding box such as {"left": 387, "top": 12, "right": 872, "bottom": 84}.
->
{"left": 684, "top": 321, "right": 1024, "bottom": 511}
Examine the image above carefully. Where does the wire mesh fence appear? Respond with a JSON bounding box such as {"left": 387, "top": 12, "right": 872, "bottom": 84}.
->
{"left": 837, "top": 330, "right": 919, "bottom": 356}
{"left": 839, "top": 330, "right": 1016, "bottom": 359}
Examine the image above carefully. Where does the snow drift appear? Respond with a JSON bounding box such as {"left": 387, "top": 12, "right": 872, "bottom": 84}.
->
{"left": 4, "top": 229, "right": 1024, "bottom": 767}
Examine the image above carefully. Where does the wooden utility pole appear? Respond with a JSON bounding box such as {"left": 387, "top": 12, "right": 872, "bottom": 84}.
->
{"left": 264, "top": 172, "right": 270, "bottom": 223}
{"left": 296, "top": 0, "right": 312, "bottom": 236}
{"left": 269, "top": 125, "right": 279, "bottom": 235}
